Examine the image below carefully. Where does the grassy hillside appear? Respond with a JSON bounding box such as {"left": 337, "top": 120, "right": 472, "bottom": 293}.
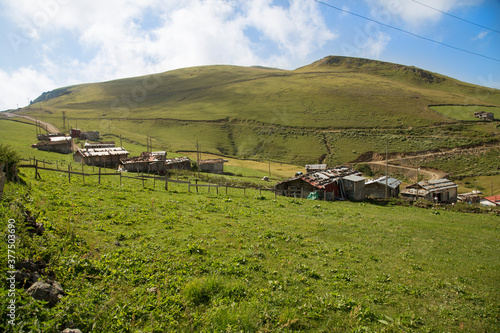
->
{"left": 1, "top": 162, "right": 499, "bottom": 332}
{"left": 12, "top": 56, "right": 500, "bottom": 165}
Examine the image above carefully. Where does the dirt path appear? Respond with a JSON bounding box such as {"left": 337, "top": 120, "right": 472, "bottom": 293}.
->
{"left": 366, "top": 160, "right": 446, "bottom": 181}
{"left": 2, "top": 112, "right": 60, "bottom": 134}
{"left": 364, "top": 144, "right": 500, "bottom": 181}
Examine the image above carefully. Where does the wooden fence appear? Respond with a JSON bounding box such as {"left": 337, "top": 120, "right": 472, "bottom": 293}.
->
{"left": 18, "top": 158, "right": 279, "bottom": 198}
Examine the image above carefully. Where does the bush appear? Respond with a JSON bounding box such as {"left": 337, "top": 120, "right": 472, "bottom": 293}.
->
{"left": 354, "top": 163, "right": 373, "bottom": 177}
{"left": 0, "top": 144, "right": 20, "bottom": 181}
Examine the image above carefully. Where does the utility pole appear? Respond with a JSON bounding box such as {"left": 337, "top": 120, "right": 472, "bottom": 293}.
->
{"left": 268, "top": 155, "right": 271, "bottom": 177}
{"left": 385, "top": 139, "right": 388, "bottom": 199}
{"left": 197, "top": 141, "right": 200, "bottom": 178}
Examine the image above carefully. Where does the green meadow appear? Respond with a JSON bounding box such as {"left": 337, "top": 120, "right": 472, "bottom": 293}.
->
{"left": 1, "top": 165, "right": 499, "bottom": 332}
{"left": 0, "top": 114, "right": 499, "bottom": 332}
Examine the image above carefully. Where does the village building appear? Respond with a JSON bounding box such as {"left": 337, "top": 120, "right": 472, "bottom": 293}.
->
{"left": 32, "top": 134, "right": 73, "bottom": 154}
{"left": 80, "top": 131, "right": 100, "bottom": 141}
{"left": 275, "top": 166, "right": 361, "bottom": 201}
{"left": 73, "top": 147, "right": 129, "bottom": 167}
{"left": 457, "top": 192, "right": 480, "bottom": 204}
{"left": 165, "top": 157, "right": 192, "bottom": 171}
{"left": 480, "top": 195, "right": 500, "bottom": 207}
{"left": 401, "top": 178, "right": 458, "bottom": 203}
{"left": 342, "top": 175, "right": 366, "bottom": 201}
{"left": 69, "top": 128, "right": 100, "bottom": 141}
{"left": 305, "top": 164, "right": 327, "bottom": 173}
{"left": 473, "top": 111, "right": 494, "bottom": 121}
{"left": 365, "top": 176, "right": 402, "bottom": 199}
{"left": 199, "top": 158, "right": 227, "bottom": 174}
{"left": 69, "top": 128, "right": 81, "bottom": 138}
{"left": 120, "top": 151, "right": 166, "bottom": 173}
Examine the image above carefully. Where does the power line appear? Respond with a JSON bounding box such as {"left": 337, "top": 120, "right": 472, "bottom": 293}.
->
{"left": 314, "top": 0, "right": 500, "bottom": 63}
{"left": 410, "top": 0, "right": 500, "bottom": 34}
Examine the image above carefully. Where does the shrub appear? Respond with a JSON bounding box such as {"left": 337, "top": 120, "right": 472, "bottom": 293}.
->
{"left": 0, "top": 144, "right": 20, "bottom": 181}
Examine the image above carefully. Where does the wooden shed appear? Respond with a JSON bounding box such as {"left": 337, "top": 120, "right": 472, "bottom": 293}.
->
{"left": 275, "top": 166, "right": 360, "bottom": 201}
{"left": 120, "top": 151, "right": 166, "bottom": 173}
{"left": 365, "top": 176, "right": 402, "bottom": 199}
{"left": 199, "top": 159, "right": 227, "bottom": 174}
{"left": 74, "top": 147, "right": 129, "bottom": 168}
{"left": 165, "top": 157, "right": 192, "bottom": 171}
{"left": 342, "top": 175, "right": 366, "bottom": 201}
{"left": 401, "top": 179, "right": 458, "bottom": 203}
{"left": 32, "top": 135, "right": 73, "bottom": 154}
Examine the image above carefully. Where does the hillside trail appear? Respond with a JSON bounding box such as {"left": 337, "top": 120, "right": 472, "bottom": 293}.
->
{"left": 364, "top": 144, "right": 500, "bottom": 181}
{"left": 3, "top": 112, "right": 60, "bottom": 134}
{"left": 367, "top": 160, "right": 446, "bottom": 181}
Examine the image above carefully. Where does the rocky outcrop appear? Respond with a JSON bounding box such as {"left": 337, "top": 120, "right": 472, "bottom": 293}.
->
{"left": 26, "top": 279, "right": 65, "bottom": 307}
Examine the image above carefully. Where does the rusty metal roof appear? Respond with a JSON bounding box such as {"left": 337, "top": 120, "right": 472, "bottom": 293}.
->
{"left": 165, "top": 157, "right": 191, "bottom": 165}
{"left": 402, "top": 178, "right": 458, "bottom": 196}
{"left": 76, "top": 147, "right": 128, "bottom": 158}
{"left": 199, "top": 158, "right": 228, "bottom": 164}
{"left": 276, "top": 166, "right": 359, "bottom": 189}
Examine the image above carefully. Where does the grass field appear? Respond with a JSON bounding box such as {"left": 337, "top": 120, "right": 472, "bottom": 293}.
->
{"left": 430, "top": 105, "right": 500, "bottom": 121}
{"left": 1, "top": 110, "right": 499, "bottom": 332}
{"left": 1, "top": 164, "right": 499, "bottom": 332}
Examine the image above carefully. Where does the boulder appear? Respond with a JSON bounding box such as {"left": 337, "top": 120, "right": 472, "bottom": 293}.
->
{"left": 60, "top": 329, "right": 82, "bottom": 333}
{"left": 26, "top": 279, "right": 65, "bottom": 307}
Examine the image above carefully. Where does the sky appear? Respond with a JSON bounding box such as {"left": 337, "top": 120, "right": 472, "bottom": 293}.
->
{"left": 0, "top": 0, "right": 499, "bottom": 111}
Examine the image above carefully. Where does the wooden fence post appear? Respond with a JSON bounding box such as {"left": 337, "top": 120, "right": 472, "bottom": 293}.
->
{"left": 98, "top": 167, "right": 101, "bottom": 185}
{"left": 208, "top": 182, "right": 210, "bottom": 193}
{"left": 68, "top": 164, "right": 71, "bottom": 183}
{"left": 120, "top": 172, "right": 122, "bottom": 187}
{"left": 216, "top": 185, "right": 219, "bottom": 195}
{"left": 165, "top": 177, "right": 168, "bottom": 191}
{"left": 196, "top": 179, "right": 198, "bottom": 193}
{"left": 82, "top": 164, "right": 85, "bottom": 184}
{"left": 188, "top": 181, "right": 191, "bottom": 193}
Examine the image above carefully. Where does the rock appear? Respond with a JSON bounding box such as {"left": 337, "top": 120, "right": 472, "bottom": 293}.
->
{"left": 26, "top": 279, "right": 65, "bottom": 307}
{"left": 60, "top": 329, "right": 82, "bottom": 333}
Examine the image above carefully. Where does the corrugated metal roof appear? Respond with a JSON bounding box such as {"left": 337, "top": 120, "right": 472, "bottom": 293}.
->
{"left": 366, "top": 176, "right": 402, "bottom": 189}
{"left": 343, "top": 175, "right": 366, "bottom": 182}
{"left": 76, "top": 147, "right": 128, "bottom": 157}
{"left": 199, "top": 159, "right": 228, "bottom": 164}
{"left": 402, "top": 178, "right": 458, "bottom": 195}
{"left": 276, "top": 166, "right": 359, "bottom": 189}
{"left": 48, "top": 136, "right": 71, "bottom": 142}
{"left": 419, "top": 179, "right": 458, "bottom": 192}
{"left": 165, "top": 157, "right": 191, "bottom": 165}
{"left": 305, "top": 164, "right": 327, "bottom": 171}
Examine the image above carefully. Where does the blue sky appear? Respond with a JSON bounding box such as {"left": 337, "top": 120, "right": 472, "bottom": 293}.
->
{"left": 0, "top": 0, "right": 499, "bottom": 111}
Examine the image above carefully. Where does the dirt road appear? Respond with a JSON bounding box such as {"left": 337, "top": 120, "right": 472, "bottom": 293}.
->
{"left": 2, "top": 112, "right": 60, "bottom": 134}
{"left": 366, "top": 160, "right": 447, "bottom": 181}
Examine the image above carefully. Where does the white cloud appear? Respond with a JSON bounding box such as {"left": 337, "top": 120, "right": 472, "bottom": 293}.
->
{"left": 0, "top": 67, "right": 57, "bottom": 110}
{"left": 361, "top": 32, "right": 391, "bottom": 58}
{"left": 472, "top": 30, "right": 489, "bottom": 40}
{"left": 0, "top": 0, "right": 337, "bottom": 110}
{"left": 365, "top": 0, "right": 481, "bottom": 27}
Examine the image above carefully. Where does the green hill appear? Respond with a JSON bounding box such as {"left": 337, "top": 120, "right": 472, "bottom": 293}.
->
{"left": 17, "top": 56, "right": 500, "bottom": 165}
